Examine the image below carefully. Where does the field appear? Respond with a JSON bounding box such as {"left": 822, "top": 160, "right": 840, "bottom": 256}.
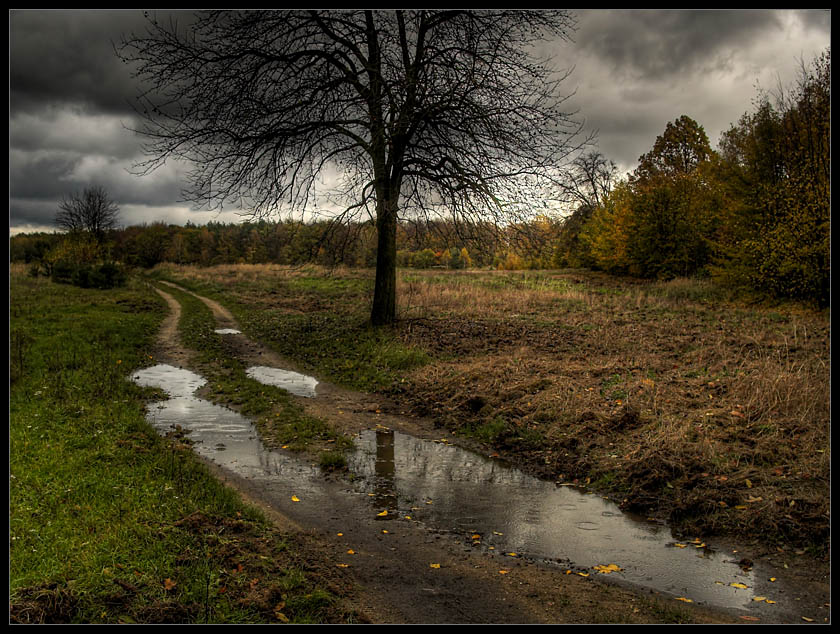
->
{"left": 147, "top": 263, "right": 830, "bottom": 553}
{"left": 10, "top": 262, "right": 830, "bottom": 623}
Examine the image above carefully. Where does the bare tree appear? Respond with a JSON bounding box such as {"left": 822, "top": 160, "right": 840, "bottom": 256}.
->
{"left": 118, "top": 10, "right": 591, "bottom": 325}
{"left": 560, "top": 150, "right": 618, "bottom": 212}
{"left": 55, "top": 185, "right": 121, "bottom": 243}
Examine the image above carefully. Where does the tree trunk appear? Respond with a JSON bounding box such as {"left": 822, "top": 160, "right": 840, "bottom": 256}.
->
{"left": 370, "top": 197, "right": 397, "bottom": 326}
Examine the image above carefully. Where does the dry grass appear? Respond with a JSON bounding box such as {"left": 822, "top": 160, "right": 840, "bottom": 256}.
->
{"left": 147, "top": 263, "right": 830, "bottom": 550}
{"left": 390, "top": 269, "right": 830, "bottom": 549}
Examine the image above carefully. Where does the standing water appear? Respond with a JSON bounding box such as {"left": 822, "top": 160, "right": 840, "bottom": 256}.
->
{"left": 131, "top": 363, "right": 812, "bottom": 621}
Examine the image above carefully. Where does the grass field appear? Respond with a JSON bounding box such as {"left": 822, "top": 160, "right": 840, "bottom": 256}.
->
{"left": 9, "top": 267, "right": 357, "bottom": 624}
{"left": 147, "top": 263, "right": 830, "bottom": 554}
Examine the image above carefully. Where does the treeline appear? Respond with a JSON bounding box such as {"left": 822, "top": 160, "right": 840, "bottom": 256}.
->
{"left": 10, "top": 217, "right": 547, "bottom": 273}
{"left": 553, "top": 50, "right": 830, "bottom": 306}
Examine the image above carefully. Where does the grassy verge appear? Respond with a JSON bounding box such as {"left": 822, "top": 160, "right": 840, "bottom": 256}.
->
{"left": 144, "top": 264, "right": 830, "bottom": 555}
{"left": 154, "top": 281, "right": 354, "bottom": 458}
{"left": 9, "top": 270, "right": 357, "bottom": 623}
{"left": 147, "top": 264, "right": 429, "bottom": 392}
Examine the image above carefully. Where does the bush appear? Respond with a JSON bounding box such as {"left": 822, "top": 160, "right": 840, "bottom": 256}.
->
{"left": 52, "top": 261, "right": 127, "bottom": 289}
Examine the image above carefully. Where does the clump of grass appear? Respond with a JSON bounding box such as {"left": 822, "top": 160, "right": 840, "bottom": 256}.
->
{"left": 318, "top": 451, "right": 348, "bottom": 472}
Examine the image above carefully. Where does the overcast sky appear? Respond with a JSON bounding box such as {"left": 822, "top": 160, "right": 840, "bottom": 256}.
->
{"left": 9, "top": 9, "right": 831, "bottom": 235}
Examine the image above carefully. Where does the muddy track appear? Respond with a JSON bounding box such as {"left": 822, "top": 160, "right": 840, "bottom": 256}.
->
{"left": 145, "top": 281, "right": 747, "bottom": 624}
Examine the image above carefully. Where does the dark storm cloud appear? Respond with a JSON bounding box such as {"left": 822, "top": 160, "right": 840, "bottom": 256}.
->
{"left": 9, "top": 9, "right": 206, "bottom": 232}
{"left": 576, "top": 9, "right": 785, "bottom": 81}
{"left": 9, "top": 9, "right": 152, "bottom": 116}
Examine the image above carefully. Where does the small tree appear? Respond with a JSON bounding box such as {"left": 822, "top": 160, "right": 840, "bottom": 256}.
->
{"left": 55, "top": 185, "right": 121, "bottom": 245}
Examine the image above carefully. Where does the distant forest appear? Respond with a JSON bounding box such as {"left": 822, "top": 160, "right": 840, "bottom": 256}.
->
{"left": 10, "top": 50, "right": 829, "bottom": 306}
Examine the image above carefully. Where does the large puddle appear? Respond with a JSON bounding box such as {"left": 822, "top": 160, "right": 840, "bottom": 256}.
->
{"left": 132, "top": 363, "right": 807, "bottom": 621}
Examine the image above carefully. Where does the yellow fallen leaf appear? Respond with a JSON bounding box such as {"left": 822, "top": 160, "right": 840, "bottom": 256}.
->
{"left": 769, "top": 577, "right": 777, "bottom": 582}
{"left": 577, "top": 572, "right": 589, "bottom": 577}
{"left": 730, "top": 582, "right": 749, "bottom": 589}
{"left": 801, "top": 617, "right": 814, "bottom": 622}
{"left": 291, "top": 495, "right": 300, "bottom": 502}
{"left": 676, "top": 597, "right": 693, "bottom": 603}
{"left": 377, "top": 510, "right": 388, "bottom": 517}
{"left": 499, "top": 570, "right": 509, "bottom": 575}
{"left": 594, "top": 564, "right": 623, "bottom": 574}
{"left": 430, "top": 563, "right": 441, "bottom": 569}
{"left": 765, "top": 600, "right": 776, "bottom": 604}
{"left": 382, "top": 530, "right": 389, "bottom": 534}
{"left": 753, "top": 596, "right": 767, "bottom": 602}
{"left": 337, "top": 533, "right": 343, "bottom": 537}
{"left": 471, "top": 534, "right": 482, "bottom": 540}
{"left": 347, "top": 549, "right": 355, "bottom": 555}
{"left": 163, "top": 578, "right": 177, "bottom": 591}
{"left": 507, "top": 552, "right": 518, "bottom": 557}
{"left": 336, "top": 563, "right": 349, "bottom": 568}
{"left": 674, "top": 543, "right": 687, "bottom": 548}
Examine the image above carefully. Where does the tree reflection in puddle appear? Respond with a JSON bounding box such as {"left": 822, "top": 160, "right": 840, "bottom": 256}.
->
{"left": 131, "top": 364, "right": 794, "bottom": 619}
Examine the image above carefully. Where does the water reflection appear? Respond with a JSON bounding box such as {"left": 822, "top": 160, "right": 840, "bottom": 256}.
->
{"left": 131, "top": 364, "right": 788, "bottom": 617}
{"left": 348, "top": 429, "right": 761, "bottom": 611}
{"left": 245, "top": 365, "right": 318, "bottom": 398}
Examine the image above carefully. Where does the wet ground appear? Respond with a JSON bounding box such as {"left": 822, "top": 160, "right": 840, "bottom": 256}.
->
{"left": 135, "top": 282, "right": 830, "bottom": 624}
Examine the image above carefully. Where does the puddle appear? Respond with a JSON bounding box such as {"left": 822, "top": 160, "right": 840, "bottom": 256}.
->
{"left": 245, "top": 366, "right": 318, "bottom": 398}
{"left": 131, "top": 364, "right": 810, "bottom": 621}
{"left": 347, "top": 430, "right": 771, "bottom": 611}
{"left": 214, "top": 328, "right": 242, "bottom": 335}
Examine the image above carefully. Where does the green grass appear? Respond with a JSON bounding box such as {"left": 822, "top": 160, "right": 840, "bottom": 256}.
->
{"left": 153, "top": 281, "right": 354, "bottom": 456}
{"left": 148, "top": 268, "right": 430, "bottom": 393}
{"left": 9, "top": 273, "right": 351, "bottom": 623}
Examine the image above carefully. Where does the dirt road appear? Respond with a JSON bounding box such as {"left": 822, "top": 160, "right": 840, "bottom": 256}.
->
{"left": 144, "top": 281, "right": 781, "bottom": 624}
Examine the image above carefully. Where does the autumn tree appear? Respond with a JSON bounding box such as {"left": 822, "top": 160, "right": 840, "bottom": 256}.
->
{"left": 118, "top": 10, "right": 589, "bottom": 325}
{"left": 715, "top": 50, "right": 830, "bottom": 305}
{"left": 626, "top": 115, "right": 719, "bottom": 278}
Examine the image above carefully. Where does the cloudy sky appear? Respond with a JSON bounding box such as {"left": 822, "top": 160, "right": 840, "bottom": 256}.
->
{"left": 9, "top": 9, "right": 831, "bottom": 235}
